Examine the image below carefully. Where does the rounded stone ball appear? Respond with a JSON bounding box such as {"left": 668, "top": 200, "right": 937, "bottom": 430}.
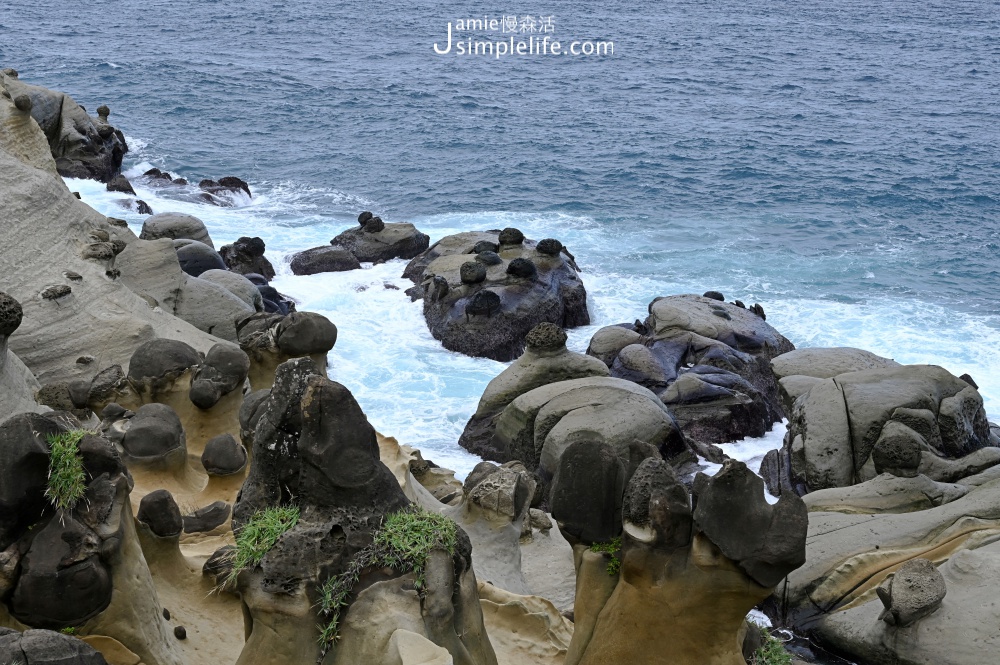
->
{"left": 506, "top": 257, "right": 537, "bottom": 279}
{"left": 358, "top": 210, "right": 374, "bottom": 226}
{"left": 525, "top": 322, "right": 567, "bottom": 351}
{"left": 137, "top": 489, "right": 183, "bottom": 537}
{"left": 475, "top": 250, "right": 503, "bottom": 266}
{"left": 174, "top": 626, "right": 187, "bottom": 640}
{"left": 703, "top": 291, "right": 725, "bottom": 301}
{"left": 465, "top": 289, "right": 502, "bottom": 317}
{"left": 473, "top": 240, "right": 499, "bottom": 254}
{"left": 365, "top": 216, "right": 385, "bottom": 233}
{"left": 498, "top": 228, "right": 524, "bottom": 245}
{"left": 13, "top": 94, "right": 32, "bottom": 113}
{"left": 460, "top": 261, "right": 488, "bottom": 284}
{"left": 201, "top": 433, "right": 248, "bottom": 476}
{"left": 0, "top": 291, "right": 24, "bottom": 336}
{"left": 536, "top": 238, "right": 563, "bottom": 256}
{"left": 96, "top": 104, "right": 110, "bottom": 118}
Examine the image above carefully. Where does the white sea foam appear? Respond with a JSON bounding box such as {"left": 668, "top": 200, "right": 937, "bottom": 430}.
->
{"left": 68, "top": 174, "right": 1000, "bottom": 479}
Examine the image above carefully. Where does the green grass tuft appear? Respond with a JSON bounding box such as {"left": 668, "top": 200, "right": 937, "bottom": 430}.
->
{"left": 45, "top": 430, "right": 88, "bottom": 513}
{"left": 224, "top": 505, "right": 300, "bottom": 588}
{"left": 316, "top": 507, "right": 458, "bottom": 650}
{"left": 751, "top": 631, "right": 793, "bottom": 665}
{"left": 59, "top": 626, "right": 76, "bottom": 635}
{"left": 590, "top": 537, "right": 622, "bottom": 575}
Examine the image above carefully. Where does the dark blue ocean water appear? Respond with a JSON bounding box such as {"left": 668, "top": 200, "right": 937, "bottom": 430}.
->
{"left": 4, "top": 0, "right": 999, "bottom": 470}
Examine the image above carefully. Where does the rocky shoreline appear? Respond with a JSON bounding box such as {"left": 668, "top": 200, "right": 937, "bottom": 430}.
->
{"left": 2, "top": 72, "right": 998, "bottom": 665}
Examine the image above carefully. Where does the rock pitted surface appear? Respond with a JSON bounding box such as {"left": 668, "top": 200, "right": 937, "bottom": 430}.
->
{"left": 227, "top": 358, "right": 497, "bottom": 665}
{"left": 402, "top": 230, "right": 590, "bottom": 361}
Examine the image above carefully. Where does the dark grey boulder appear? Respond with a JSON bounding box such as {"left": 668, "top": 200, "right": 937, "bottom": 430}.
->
{"left": 622, "top": 457, "right": 692, "bottom": 551}
{"left": 289, "top": 246, "right": 360, "bottom": 275}
{"left": 497, "top": 228, "right": 524, "bottom": 245}
{"left": 0, "top": 413, "right": 59, "bottom": 549}
{"left": 105, "top": 174, "right": 135, "bottom": 195}
{"left": 460, "top": 261, "right": 487, "bottom": 284}
{"left": 127, "top": 338, "right": 201, "bottom": 384}
{"left": 549, "top": 440, "right": 626, "bottom": 544}
{"left": 201, "top": 433, "right": 247, "bottom": 476}
{"left": 0, "top": 291, "right": 24, "bottom": 336}
{"left": 175, "top": 240, "right": 226, "bottom": 277}
{"left": 138, "top": 489, "right": 183, "bottom": 537}
{"left": 10, "top": 515, "right": 113, "bottom": 628}
{"left": 182, "top": 501, "right": 231, "bottom": 533}
{"left": 0, "top": 629, "right": 110, "bottom": 665}
{"left": 120, "top": 403, "right": 185, "bottom": 460}
{"left": 220, "top": 236, "right": 275, "bottom": 281}
{"left": 273, "top": 311, "right": 338, "bottom": 357}
{"left": 692, "top": 460, "right": 808, "bottom": 587}
{"left": 189, "top": 343, "right": 250, "bottom": 409}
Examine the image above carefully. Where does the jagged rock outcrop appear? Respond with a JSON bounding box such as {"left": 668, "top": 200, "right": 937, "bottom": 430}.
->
{"left": 763, "top": 362, "right": 996, "bottom": 496}
{"left": 329, "top": 212, "right": 430, "bottom": 263}
{"left": 219, "top": 237, "right": 276, "bottom": 281}
{"left": 443, "top": 462, "right": 536, "bottom": 595}
{"left": 587, "top": 294, "right": 794, "bottom": 448}
{"left": 550, "top": 449, "right": 807, "bottom": 665}
{"left": 402, "top": 229, "right": 589, "bottom": 361}
{"left": 227, "top": 358, "right": 497, "bottom": 665}
{"left": 459, "top": 323, "right": 610, "bottom": 460}
{"left": 0, "top": 71, "right": 126, "bottom": 182}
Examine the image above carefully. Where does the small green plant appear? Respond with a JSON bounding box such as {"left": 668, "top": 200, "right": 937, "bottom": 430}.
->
{"left": 59, "top": 626, "right": 77, "bottom": 635}
{"left": 751, "top": 631, "right": 793, "bottom": 665}
{"left": 590, "top": 537, "right": 622, "bottom": 575}
{"left": 317, "top": 507, "right": 458, "bottom": 649}
{"left": 45, "top": 430, "right": 88, "bottom": 513}
{"left": 224, "top": 505, "right": 300, "bottom": 587}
